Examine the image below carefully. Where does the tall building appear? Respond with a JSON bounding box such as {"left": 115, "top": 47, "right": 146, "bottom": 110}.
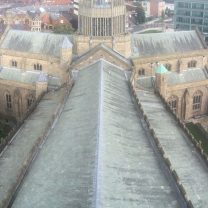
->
{"left": 75, "top": 0, "right": 131, "bottom": 57}
{"left": 174, "top": 0, "right": 208, "bottom": 41}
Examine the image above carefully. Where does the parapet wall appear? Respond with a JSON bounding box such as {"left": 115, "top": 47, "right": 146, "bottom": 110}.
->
{"left": 0, "top": 82, "right": 74, "bottom": 208}
{"left": 129, "top": 83, "right": 195, "bottom": 208}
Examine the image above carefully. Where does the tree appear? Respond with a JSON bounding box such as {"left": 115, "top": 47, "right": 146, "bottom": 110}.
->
{"left": 161, "top": 10, "right": 165, "bottom": 21}
{"left": 165, "top": 8, "right": 172, "bottom": 17}
{"left": 70, "top": 16, "right": 78, "bottom": 31}
{"left": 134, "top": 4, "right": 146, "bottom": 24}
{"left": 53, "top": 23, "right": 74, "bottom": 34}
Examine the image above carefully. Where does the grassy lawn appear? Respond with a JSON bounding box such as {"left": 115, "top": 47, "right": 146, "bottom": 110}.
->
{"left": 186, "top": 122, "right": 208, "bottom": 154}
{"left": 140, "top": 30, "right": 162, "bottom": 34}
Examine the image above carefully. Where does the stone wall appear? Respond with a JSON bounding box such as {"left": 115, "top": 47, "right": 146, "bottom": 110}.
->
{"left": 75, "top": 34, "right": 132, "bottom": 58}
{"left": 0, "top": 79, "right": 47, "bottom": 122}
{"left": 0, "top": 49, "right": 70, "bottom": 84}
{"left": 132, "top": 50, "right": 208, "bottom": 77}
{"left": 72, "top": 49, "right": 131, "bottom": 71}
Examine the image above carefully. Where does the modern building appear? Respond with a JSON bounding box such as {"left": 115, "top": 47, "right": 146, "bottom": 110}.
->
{"left": 174, "top": 0, "right": 208, "bottom": 41}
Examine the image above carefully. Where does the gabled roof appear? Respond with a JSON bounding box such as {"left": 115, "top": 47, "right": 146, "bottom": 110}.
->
{"left": 0, "top": 29, "right": 73, "bottom": 58}
{"left": 132, "top": 30, "right": 206, "bottom": 58}
{"left": 11, "top": 59, "right": 182, "bottom": 207}
{"left": 72, "top": 43, "right": 132, "bottom": 69}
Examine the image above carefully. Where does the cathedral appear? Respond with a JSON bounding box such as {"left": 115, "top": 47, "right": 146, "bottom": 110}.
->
{"left": 0, "top": 0, "right": 208, "bottom": 207}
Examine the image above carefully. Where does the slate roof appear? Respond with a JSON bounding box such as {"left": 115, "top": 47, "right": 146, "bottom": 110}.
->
{"left": 11, "top": 59, "right": 182, "bottom": 208}
{"left": 132, "top": 31, "right": 205, "bottom": 57}
{"left": 167, "top": 68, "right": 208, "bottom": 86}
{"left": 0, "top": 29, "right": 73, "bottom": 58}
{"left": 136, "top": 89, "right": 208, "bottom": 208}
{"left": 0, "top": 67, "right": 48, "bottom": 84}
{"left": 72, "top": 43, "right": 132, "bottom": 68}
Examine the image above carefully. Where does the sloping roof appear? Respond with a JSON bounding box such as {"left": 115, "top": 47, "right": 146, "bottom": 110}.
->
{"left": 136, "top": 89, "right": 208, "bottom": 208}
{"left": 0, "top": 67, "right": 48, "bottom": 84}
{"left": 72, "top": 43, "right": 132, "bottom": 68}
{"left": 137, "top": 76, "right": 155, "bottom": 90}
{"left": 132, "top": 31, "right": 205, "bottom": 57}
{"left": 0, "top": 89, "right": 67, "bottom": 208}
{"left": 0, "top": 29, "right": 72, "bottom": 58}
{"left": 155, "top": 64, "right": 168, "bottom": 74}
{"left": 167, "top": 68, "right": 208, "bottom": 86}
{"left": 11, "top": 59, "right": 182, "bottom": 207}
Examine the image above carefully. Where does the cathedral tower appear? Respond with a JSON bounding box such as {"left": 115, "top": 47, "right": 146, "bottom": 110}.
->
{"left": 75, "top": 0, "right": 131, "bottom": 57}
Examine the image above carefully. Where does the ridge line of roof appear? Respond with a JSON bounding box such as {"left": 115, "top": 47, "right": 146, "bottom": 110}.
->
{"left": 95, "top": 60, "right": 103, "bottom": 208}
{"left": 72, "top": 43, "right": 131, "bottom": 66}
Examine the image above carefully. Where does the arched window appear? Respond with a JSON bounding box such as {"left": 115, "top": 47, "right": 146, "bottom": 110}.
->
{"left": 27, "top": 95, "right": 35, "bottom": 108}
{"left": 168, "top": 95, "right": 178, "bottom": 114}
{"left": 165, "top": 63, "right": 172, "bottom": 71}
{"left": 188, "top": 60, "right": 197, "bottom": 68}
{"left": 11, "top": 60, "right": 17, "bottom": 67}
{"left": 5, "top": 92, "right": 12, "bottom": 110}
{"left": 34, "top": 63, "right": 42, "bottom": 71}
{"left": 193, "top": 91, "right": 202, "bottom": 111}
{"left": 138, "top": 68, "right": 145, "bottom": 76}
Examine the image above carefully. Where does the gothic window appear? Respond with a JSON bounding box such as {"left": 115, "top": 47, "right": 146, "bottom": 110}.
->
{"left": 11, "top": 60, "right": 17, "bottom": 67}
{"left": 193, "top": 91, "right": 202, "bottom": 111}
{"left": 165, "top": 63, "right": 172, "bottom": 71}
{"left": 27, "top": 95, "right": 35, "bottom": 108}
{"left": 138, "top": 68, "right": 145, "bottom": 76}
{"left": 168, "top": 96, "right": 178, "bottom": 113}
{"left": 5, "top": 93, "right": 12, "bottom": 110}
{"left": 34, "top": 63, "right": 42, "bottom": 71}
{"left": 188, "top": 60, "right": 197, "bottom": 68}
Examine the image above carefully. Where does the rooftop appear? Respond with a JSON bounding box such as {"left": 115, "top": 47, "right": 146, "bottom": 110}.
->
{"left": 167, "top": 68, "right": 208, "bottom": 86}
{"left": 0, "top": 29, "right": 72, "bottom": 58}
{"left": 0, "top": 67, "right": 48, "bottom": 84}
{"left": 132, "top": 31, "right": 205, "bottom": 57}
{"left": 136, "top": 89, "right": 208, "bottom": 208}
{"left": 11, "top": 60, "right": 183, "bottom": 207}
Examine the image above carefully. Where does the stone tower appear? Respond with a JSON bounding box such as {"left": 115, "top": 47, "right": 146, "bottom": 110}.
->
{"left": 75, "top": 0, "right": 131, "bottom": 57}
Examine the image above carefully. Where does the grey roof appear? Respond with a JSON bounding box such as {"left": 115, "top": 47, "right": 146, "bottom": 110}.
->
{"left": 137, "top": 76, "right": 155, "bottom": 90}
{"left": 175, "top": 0, "right": 207, "bottom": 2}
{"left": 13, "top": 4, "right": 73, "bottom": 13}
{"left": 0, "top": 89, "right": 66, "bottom": 208}
{"left": 0, "top": 67, "right": 48, "bottom": 84}
{"left": 132, "top": 31, "right": 205, "bottom": 57}
{"left": 0, "top": 29, "right": 73, "bottom": 58}
{"left": 72, "top": 43, "right": 132, "bottom": 68}
{"left": 12, "top": 59, "right": 183, "bottom": 208}
{"left": 167, "top": 68, "right": 208, "bottom": 86}
{"left": 136, "top": 89, "right": 208, "bottom": 208}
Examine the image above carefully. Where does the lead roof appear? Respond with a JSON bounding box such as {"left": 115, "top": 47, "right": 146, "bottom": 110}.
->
{"left": 0, "top": 29, "right": 73, "bottom": 58}
{"left": 132, "top": 31, "right": 205, "bottom": 57}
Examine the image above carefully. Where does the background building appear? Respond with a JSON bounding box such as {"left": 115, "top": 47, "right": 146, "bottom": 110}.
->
{"left": 174, "top": 0, "right": 208, "bottom": 41}
{"left": 150, "top": 0, "right": 165, "bottom": 17}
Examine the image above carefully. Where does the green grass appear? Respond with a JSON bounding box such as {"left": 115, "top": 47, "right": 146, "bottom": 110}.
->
{"left": 186, "top": 122, "right": 208, "bottom": 154}
{"left": 140, "top": 30, "right": 162, "bottom": 34}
